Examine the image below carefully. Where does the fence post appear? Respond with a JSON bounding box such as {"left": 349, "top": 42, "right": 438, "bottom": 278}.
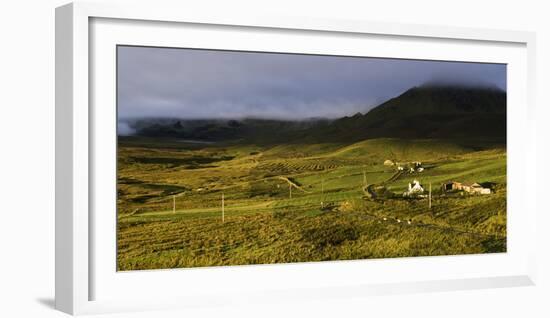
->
{"left": 429, "top": 182, "right": 432, "bottom": 209}
{"left": 289, "top": 183, "right": 292, "bottom": 199}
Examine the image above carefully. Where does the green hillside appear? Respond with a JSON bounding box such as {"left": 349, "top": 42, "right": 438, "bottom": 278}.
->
{"left": 316, "top": 85, "right": 506, "bottom": 141}
{"left": 117, "top": 84, "right": 507, "bottom": 270}
{"left": 117, "top": 136, "right": 506, "bottom": 270}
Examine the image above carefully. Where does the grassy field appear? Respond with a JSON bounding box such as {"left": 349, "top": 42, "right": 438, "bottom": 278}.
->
{"left": 117, "top": 136, "right": 506, "bottom": 270}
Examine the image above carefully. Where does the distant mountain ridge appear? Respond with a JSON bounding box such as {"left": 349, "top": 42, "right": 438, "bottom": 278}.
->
{"left": 124, "top": 84, "right": 506, "bottom": 143}
{"left": 126, "top": 117, "right": 331, "bottom": 142}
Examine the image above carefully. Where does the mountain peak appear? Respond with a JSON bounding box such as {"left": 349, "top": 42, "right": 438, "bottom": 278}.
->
{"left": 328, "top": 83, "right": 507, "bottom": 140}
{"left": 368, "top": 84, "right": 507, "bottom": 117}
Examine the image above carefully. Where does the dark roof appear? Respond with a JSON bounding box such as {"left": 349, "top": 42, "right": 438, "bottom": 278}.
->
{"left": 443, "top": 181, "right": 462, "bottom": 185}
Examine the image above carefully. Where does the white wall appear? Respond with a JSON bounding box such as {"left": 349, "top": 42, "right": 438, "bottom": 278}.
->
{"left": 0, "top": 0, "right": 548, "bottom": 317}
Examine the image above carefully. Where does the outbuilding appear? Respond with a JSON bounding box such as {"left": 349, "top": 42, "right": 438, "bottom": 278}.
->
{"left": 441, "top": 181, "right": 491, "bottom": 194}
{"left": 465, "top": 183, "right": 491, "bottom": 194}
{"left": 441, "top": 181, "right": 462, "bottom": 192}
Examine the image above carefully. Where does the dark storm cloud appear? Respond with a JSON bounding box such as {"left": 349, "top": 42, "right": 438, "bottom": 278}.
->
{"left": 117, "top": 46, "right": 506, "bottom": 120}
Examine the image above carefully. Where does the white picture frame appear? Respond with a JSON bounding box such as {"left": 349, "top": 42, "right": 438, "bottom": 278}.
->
{"left": 55, "top": 1, "right": 538, "bottom": 315}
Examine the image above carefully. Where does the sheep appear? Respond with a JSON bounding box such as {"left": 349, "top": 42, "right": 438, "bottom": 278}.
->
{"left": 407, "top": 219, "right": 412, "bottom": 225}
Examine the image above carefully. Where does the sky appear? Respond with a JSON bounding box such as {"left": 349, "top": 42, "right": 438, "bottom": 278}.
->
{"left": 117, "top": 45, "right": 506, "bottom": 122}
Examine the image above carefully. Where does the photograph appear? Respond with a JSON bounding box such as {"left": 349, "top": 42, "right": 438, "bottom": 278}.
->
{"left": 116, "top": 45, "right": 507, "bottom": 271}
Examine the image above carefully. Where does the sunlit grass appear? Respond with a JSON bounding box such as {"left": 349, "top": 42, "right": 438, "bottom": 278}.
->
{"left": 117, "top": 137, "right": 506, "bottom": 270}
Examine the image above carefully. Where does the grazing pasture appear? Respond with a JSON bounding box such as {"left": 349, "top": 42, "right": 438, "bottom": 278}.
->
{"left": 117, "top": 136, "right": 506, "bottom": 270}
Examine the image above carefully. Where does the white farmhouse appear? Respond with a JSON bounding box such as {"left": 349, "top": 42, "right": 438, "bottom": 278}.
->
{"left": 403, "top": 179, "right": 424, "bottom": 197}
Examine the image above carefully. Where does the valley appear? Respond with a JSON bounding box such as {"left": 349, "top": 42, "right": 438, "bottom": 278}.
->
{"left": 117, "top": 136, "right": 506, "bottom": 270}
{"left": 117, "top": 85, "right": 507, "bottom": 270}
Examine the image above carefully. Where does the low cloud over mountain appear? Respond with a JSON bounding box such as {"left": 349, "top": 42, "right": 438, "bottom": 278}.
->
{"left": 118, "top": 46, "right": 506, "bottom": 121}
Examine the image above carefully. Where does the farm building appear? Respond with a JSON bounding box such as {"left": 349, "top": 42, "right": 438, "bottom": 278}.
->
{"left": 441, "top": 181, "right": 463, "bottom": 192}
{"left": 403, "top": 179, "right": 424, "bottom": 197}
{"left": 441, "top": 181, "right": 491, "bottom": 194}
{"left": 462, "top": 182, "right": 491, "bottom": 194}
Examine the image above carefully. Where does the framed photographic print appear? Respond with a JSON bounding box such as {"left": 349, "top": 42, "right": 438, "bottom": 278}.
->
{"left": 56, "top": 2, "right": 537, "bottom": 315}
{"left": 116, "top": 45, "right": 508, "bottom": 270}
